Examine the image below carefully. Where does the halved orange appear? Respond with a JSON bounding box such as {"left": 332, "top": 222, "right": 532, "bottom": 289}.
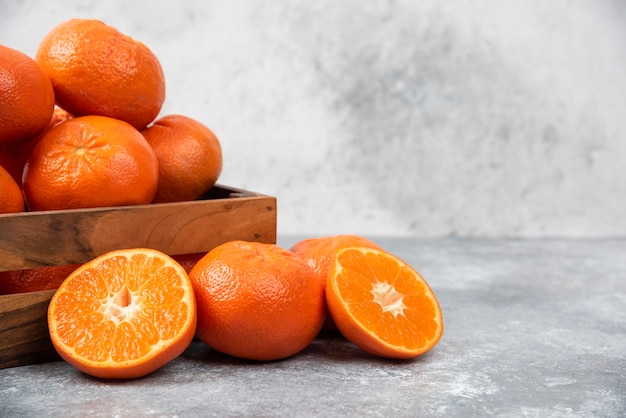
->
{"left": 326, "top": 247, "right": 443, "bottom": 359}
{"left": 47, "top": 248, "right": 197, "bottom": 379}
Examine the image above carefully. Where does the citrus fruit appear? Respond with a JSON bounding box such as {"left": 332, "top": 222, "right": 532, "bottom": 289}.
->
{"left": 0, "top": 44, "right": 55, "bottom": 143}
{"left": 0, "top": 164, "right": 24, "bottom": 213}
{"left": 141, "top": 115, "right": 223, "bottom": 203}
{"left": 0, "top": 264, "right": 78, "bottom": 295}
{"left": 47, "top": 248, "right": 197, "bottom": 379}
{"left": 189, "top": 240, "right": 325, "bottom": 361}
{"left": 35, "top": 18, "right": 165, "bottom": 129}
{"left": 290, "top": 235, "right": 382, "bottom": 330}
{"left": 0, "top": 105, "right": 72, "bottom": 184}
{"left": 326, "top": 246, "right": 443, "bottom": 359}
{"left": 22, "top": 115, "right": 159, "bottom": 211}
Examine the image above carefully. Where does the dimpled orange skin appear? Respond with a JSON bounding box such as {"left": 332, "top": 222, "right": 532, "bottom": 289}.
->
{"left": 189, "top": 241, "right": 326, "bottom": 361}
{"left": 0, "top": 264, "right": 78, "bottom": 295}
{"left": 141, "top": 114, "right": 223, "bottom": 203}
{"left": 290, "top": 235, "right": 383, "bottom": 330}
{"left": 35, "top": 19, "right": 165, "bottom": 129}
{"left": 0, "top": 44, "right": 55, "bottom": 143}
{"left": 0, "top": 164, "right": 24, "bottom": 213}
{"left": 0, "top": 106, "right": 72, "bottom": 183}
{"left": 22, "top": 115, "right": 159, "bottom": 211}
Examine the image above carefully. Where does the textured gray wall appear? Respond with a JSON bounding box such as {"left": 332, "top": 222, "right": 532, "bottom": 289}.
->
{"left": 2, "top": 0, "right": 625, "bottom": 237}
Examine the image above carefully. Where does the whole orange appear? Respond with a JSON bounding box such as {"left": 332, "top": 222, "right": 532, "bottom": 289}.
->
{"left": 189, "top": 240, "right": 325, "bottom": 361}
{"left": 35, "top": 18, "right": 165, "bottom": 129}
{"left": 141, "top": 115, "right": 222, "bottom": 203}
{"left": 290, "top": 235, "right": 382, "bottom": 330}
{"left": 0, "top": 44, "right": 55, "bottom": 143}
{"left": 22, "top": 115, "right": 158, "bottom": 211}
{"left": 0, "top": 264, "right": 79, "bottom": 295}
{"left": 0, "top": 106, "right": 72, "bottom": 184}
{"left": 0, "top": 164, "right": 24, "bottom": 213}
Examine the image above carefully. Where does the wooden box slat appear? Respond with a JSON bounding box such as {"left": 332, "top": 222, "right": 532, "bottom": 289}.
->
{"left": 0, "top": 185, "right": 276, "bottom": 271}
{"left": 0, "top": 290, "right": 59, "bottom": 369}
{"left": 0, "top": 185, "right": 276, "bottom": 369}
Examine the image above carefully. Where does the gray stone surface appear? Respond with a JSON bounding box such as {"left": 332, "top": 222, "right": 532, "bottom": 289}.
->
{"left": 1, "top": 238, "right": 624, "bottom": 417}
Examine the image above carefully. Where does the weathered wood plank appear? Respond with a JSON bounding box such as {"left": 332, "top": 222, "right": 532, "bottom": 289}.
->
{"left": 0, "top": 290, "right": 59, "bottom": 369}
{"left": 0, "top": 185, "right": 277, "bottom": 271}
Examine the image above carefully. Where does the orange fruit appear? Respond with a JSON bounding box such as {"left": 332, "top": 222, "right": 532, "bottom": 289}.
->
{"left": 0, "top": 264, "right": 78, "bottom": 295}
{"left": 141, "top": 115, "right": 222, "bottom": 203}
{"left": 0, "top": 105, "right": 73, "bottom": 184}
{"left": 35, "top": 18, "right": 165, "bottom": 129}
{"left": 22, "top": 115, "right": 158, "bottom": 211}
{"left": 47, "top": 248, "right": 197, "bottom": 379}
{"left": 0, "top": 163, "right": 24, "bottom": 213}
{"left": 189, "top": 240, "right": 325, "bottom": 361}
{"left": 0, "top": 253, "right": 205, "bottom": 296}
{"left": 290, "top": 235, "right": 382, "bottom": 330}
{"left": 0, "top": 44, "right": 55, "bottom": 143}
{"left": 326, "top": 247, "right": 443, "bottom": 359}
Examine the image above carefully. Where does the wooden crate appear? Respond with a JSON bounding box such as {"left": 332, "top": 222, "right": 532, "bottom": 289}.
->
{"left": 0, "top": 185, "right": 276, "bottom": 369}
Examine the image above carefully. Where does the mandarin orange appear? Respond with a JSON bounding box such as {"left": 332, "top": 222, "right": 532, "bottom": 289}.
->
{"left": 0, "top": 264, "right": 78, "bottom": 295}
{"left": 22, "top": 115, "right": 158, "bottom": 211}
{"left": 141, "top": 115, "right": 222, "bottom": 203}
{"left": 326, "top": 246, "right": 443, "bottom": 359}
{"left": 189, "top": 240, "right": 325, "bottom": 361}
{"left": 0, "top": 164, "right": 24, "bottom": 213}
{"left": 36, "top": 18, "right": 165, "bottom": 129}
{"left": 0, "top": 105, "right": 72, "bottom": 184}
{"left": 290, "top": 235, "right": 382, "bottom": 330}
{"left": 47, "top": 248, "right": 197, "bottom": 379}
{"left": 0, "top": 44, "right": 55, "bottom": 143}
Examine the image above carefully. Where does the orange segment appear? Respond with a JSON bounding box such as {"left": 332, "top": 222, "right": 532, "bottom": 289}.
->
{"left": 326, "top": 247, "right": 443, "bottom": 359}
{"left": 48, "top": 248, "right": 197, "bottom": 379}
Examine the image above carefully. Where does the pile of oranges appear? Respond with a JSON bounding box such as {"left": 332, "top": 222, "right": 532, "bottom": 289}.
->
{"left": 0, "top": 18, "right": 222, "bottom": 213}
{"left": 47, "top": 235, "right": 444, "bottom": 379}
{"left": 2, "top": 19, "right": 444, "bottom": 380}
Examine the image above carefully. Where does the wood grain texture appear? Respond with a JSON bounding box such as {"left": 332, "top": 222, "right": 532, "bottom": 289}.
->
{"left": 0, "top": 185, "right": 277, "bottom": 369}
{"left": 0, "top": 290, "right": 59, "bottom": 369}
{"left": 0, "top": 185, "right": 277, "bottom": 271}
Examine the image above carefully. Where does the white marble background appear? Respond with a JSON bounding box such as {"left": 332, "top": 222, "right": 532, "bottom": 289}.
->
{"left": 2, "top": 0, "right": 625, "bottom": 238}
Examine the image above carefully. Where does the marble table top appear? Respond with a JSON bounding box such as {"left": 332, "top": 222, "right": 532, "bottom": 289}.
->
{"left": 1, "top": 237, "right": 624, "bottom": 417}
